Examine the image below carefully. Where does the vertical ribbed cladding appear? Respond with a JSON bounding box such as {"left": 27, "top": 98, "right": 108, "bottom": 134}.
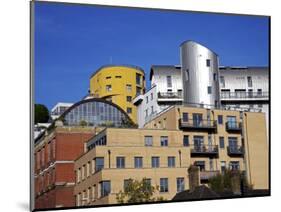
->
{"left": 180, "top": 40, "right": 220, "bottom": 108}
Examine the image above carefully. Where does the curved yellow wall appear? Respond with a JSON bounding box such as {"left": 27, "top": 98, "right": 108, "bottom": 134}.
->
{"left": 89, "top": 66, "right": 146, "bottom": 124}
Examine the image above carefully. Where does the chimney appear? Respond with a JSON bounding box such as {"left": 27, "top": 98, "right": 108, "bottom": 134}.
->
{"left": 188, "top": 165, "right": 200, "bottom": 192}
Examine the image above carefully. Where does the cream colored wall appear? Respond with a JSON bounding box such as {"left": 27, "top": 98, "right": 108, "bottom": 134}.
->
{"left": 243, "top": 112, "right": 269, "bottom": 189}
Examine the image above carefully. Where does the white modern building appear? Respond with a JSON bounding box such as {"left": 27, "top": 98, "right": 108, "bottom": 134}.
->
{"left": 133, "top": 65, "right": 183, "bottom": 127}
{"left": 50, "top": 102, "right": 73, "bottom": 120}
{"left": 219, "top": 66, "right": 269, "bottom": 132}
{"left": 133, "top": 41, "right": 269, "bottom": 132}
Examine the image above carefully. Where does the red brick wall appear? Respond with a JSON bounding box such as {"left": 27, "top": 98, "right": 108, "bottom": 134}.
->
{"left": 34, "top": 131, "right": 95, "bottom": 209}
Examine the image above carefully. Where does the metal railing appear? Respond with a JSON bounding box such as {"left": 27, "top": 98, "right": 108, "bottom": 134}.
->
{"left": 220, "top": 91, "right": 269, "bottom": 99}
{"left": 191, "top": 145, "right": 218, "bottom": 155}
{"left": 158, "top": 92, "right": 183, "bottom": 99}
{"left": 225, "top": 121, "right": 242, "bottom": 131}
{"left": 227, "top": 146, "right": 244, "bottom": 155}
{"left": 200, "top": 170, "right": 220, "bottom": 180}
{"left": 179, "top": 119, "right": 217, "bottom": 129}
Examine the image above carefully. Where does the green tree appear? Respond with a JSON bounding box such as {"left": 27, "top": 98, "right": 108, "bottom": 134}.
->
{"left": 35, "top": 104, "right": 50, "bottom": 124}
{"left": 208, "top": 169, "right": 252, "bottom": 193}
{"left": 116, "top": 178, "right": 164, "bottom": 204}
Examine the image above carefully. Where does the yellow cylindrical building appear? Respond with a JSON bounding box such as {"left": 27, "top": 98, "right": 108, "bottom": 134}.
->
{"left": 89, "top": 65, "right": 146, "bottom": 124}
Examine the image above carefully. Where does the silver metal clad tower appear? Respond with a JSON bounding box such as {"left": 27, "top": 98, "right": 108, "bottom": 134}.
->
{"left": 180, "top": 40, "right": 220, "bottom": 107}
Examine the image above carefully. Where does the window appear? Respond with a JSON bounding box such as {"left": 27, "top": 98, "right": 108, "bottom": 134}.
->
{"left": 92, "top": 185, "right": 96, "bottom": 201}
{"left": 152, "top": 157, "right": 160, "bottom": 168}
{"left": 146, "top": 96, "right": 149, "bottom": 103}
{"left": 116, "top": 157, "right": 125, "bottom": 168}
{"left": 134, "top": 157, "right": 143, "bottom": 168}
{"left": 144, "top": 178, "right": 151, "bottom": 187}
{"left": 177, "top": 178, "right": 185, "bottom": 193}
{"left": 206, "top": 59, "right": 211, "bottom": 67}
{"left": 115, "top": 76, "right": 121, "bottom": 78}
{"left": 167, "top": 76, "right": 172, "bottom": 87}
{"left": 136, "top": 73, "right": 141, "bottom": 85}
{"left": 160, "top": 136, "right": 168, "bottom": 146}
{"left": 218, "top": 115, "right": 223, "bottom": 124}
{"left": 95, "top": 157, "right": 104, "bottom": 172}
{"left": 182, "top": 113, "right": 188, "bottom": 122}
{"left": 100, "top": 181, "right": 111, "bottom": 197}
{"left": 210, "top": 159, "right": 214, "bottom": 171}
{"left": 106, "top": 85, "right": 112, "bottom": 92}
{"left": 194, "top": 161, "right": 205, "bottom": 171}
{"left": 229, "top": 161, "right": 240, "bottom": 170}
{"left": 228, "top": 137, "right": 238, "bottom": 150}
{"left": 220, "top": 76, "right": 225, "bottom": 88}
{"left": 82, "top": 165, "right": 85, "bottom": 180}
{"left": 145, "top": 109, "right": 148, "bottom": 117}
{"left": 86, "top": 162, "right": 90, "bottom": 177}
{"left": 77, "top": 168, "right": 81, "bottom": 183}
{"left": 126, "top": 96, "right": 132, "bottom": 102}
{"left": 257, "top": 89, "right": 262, "bottom": 96}
{"left": 168, "top": 156, "right": 175, "bottom": 167}
{"left": 127, "top": 107, "right": 132, "bottom": 114}
{"left": 160, "top": 178, "right": 168, "bottom": 192}
{"left": 185, "top": 69, "right": 189, "bottom": 80}
{"left": 258, "top": 104, "right": 263, "bottom": 108}
{"left": 106, "top": 76, "right": 111, "bottom": 79}
{"left": 183, "top": 135, "right": 189, "bottom": 146}
{"left": 145, "top": 136, "right": 153, "bottom": 146}
{"left": 248, "top": 89, "right": 253, "bottom": 97}
{"left": 213, "top": 73, "right": 217, "bottom": 81}
{"left": 227, "top": 116, "right": 237, "bottom": 128}
{"left": 247, "top": 76, "right": 253, "bottom": 87}
{"left": 126, "top": 84, "right": 132, "bottom": 91}
{"left": 136, "top": 87, "right": 141, "bottom": 96}
{"left": 124, "top": 179, "right": 132, "bottom": 191}
{"left": 221, "top": 161, "right": 226, "bottom": 174}
{"left": 219, "top": 137, "right": 225, "bottom": 148}
{"left": 207, "top": 86, "right": 212, "bottom": 94}
{"left": 193, "top": 113, "right": 203, "bottom": 126}
{"left": 150, "top": 93, "right": 153, "bottom": 100}
{"left": 151, "top": 106, "right": 154, "bottom": 114}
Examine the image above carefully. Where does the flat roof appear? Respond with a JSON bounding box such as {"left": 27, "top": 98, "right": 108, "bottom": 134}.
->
{"left": 90, "top": 64, "right": 145, "bottom": 79}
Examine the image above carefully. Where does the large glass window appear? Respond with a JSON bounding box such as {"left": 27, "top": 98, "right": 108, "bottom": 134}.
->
{"left": 193, "top": 113, "right": 203, "bottom": 126}
{"left": 182, "top": 113, "right": 188, "bottom": 122}
{"left": 219, "top": 137, "right": 225, "bottom": 148}
{"left": 100, "top": 181, "right": 111, "bottom": 197}
{"left": 177, "top": 178, "right": 185, "bottom": 193}
{"left": 134, "top": 157, "right": 143, "bottom": 168}
{"left": 168, "top": 156, "right": 175, "bottom": 167}
{"left": 227, "top": 116, "right": 237, "bottom": 128}
{"left": 160, "top": 178, "right": 168, "bottom": 192}
{"left": 116, "top": 157, "right": 125, "bottom": 168}
{"left": 220, "top": 76, "right": 225, "bottom": 88}
{"left": 95, "top": 157, "right": 104, "bottom": 172}
{"left": 218, "top": 115, "right": 223, "bottom": 124}
{"left": 63, "top": 100, "right": 130, "bottom": 127}
{"left": 152, "top": 157, "right": 160, "bottom": 168}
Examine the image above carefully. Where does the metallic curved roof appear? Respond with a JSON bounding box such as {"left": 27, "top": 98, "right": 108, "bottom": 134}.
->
{"left": 180, "top": 40, "right": 219, "bottom": 56}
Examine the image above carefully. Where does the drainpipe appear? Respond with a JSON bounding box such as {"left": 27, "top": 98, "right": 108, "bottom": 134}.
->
{"left": 179, "top": 150, "right": 182, "bottom": 167}
{"left": 108, "top": 150, "right": 111, "bottom": 169}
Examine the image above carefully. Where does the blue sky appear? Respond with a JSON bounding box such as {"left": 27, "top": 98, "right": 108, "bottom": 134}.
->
{"left": 34, "top": 2, "right": 269, "bottom": 110}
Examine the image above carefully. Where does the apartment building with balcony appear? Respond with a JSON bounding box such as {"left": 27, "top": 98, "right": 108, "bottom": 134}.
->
{"left": 133, "top": 65, "right": 183, "bottom": 128}
{"left": 219, "top": 66, "right": 269, "bottom": 133}
{"left": 73, "top": 105, "right": 268, "bottom": 206}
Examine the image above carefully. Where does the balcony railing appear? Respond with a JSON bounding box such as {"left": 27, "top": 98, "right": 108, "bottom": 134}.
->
{"left": 227, "top": 146, "right": 244, "bottom": 156}
{"left": 200, "top": 171, "right": 220, "bottom": 180}
{"left": 220, "top": 91, "right": 269, "bottom": 100}
{"left": 179, "top": 119, "right": 217, "bottom": 131}
{"left": 191, "top": 145, "right": 218, "bottom": 156}
{"left": 225, "top": 121, "right": 242, "bottom": 132}
{"left": 158, "top": 92, "right": 183, "bottom": 99}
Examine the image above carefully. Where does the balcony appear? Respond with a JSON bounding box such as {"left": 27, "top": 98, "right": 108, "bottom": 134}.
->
{"left": 220, "top": 91, "right": 269, "bottom": 101}
{"left": 191, "top": 145, "right": 218, "bottom": 157}
{"left": 157, "top": 92, "right": 183, "bottom": 102}
{"left": 227, "top": 146, "right": 244, "bottom": 156}
{"left": 179, "top": 119, "right": 217, "bottom": 131}
{"left": 200, "top": 171, "right": 220, "bottom": 180}
{"left": 225, "top": 121, "right": 242, "bottom": 132}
